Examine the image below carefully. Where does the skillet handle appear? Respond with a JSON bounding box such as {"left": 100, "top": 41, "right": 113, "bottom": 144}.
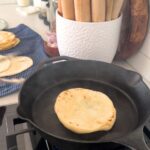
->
{"left": 114, "top": 127, "right": 149, "bottom": 150}
{"left": 41, "top": 56, "right": 77, "bottom": 67}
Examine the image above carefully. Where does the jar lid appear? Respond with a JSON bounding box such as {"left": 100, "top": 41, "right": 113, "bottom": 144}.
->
{"left": 0, "top": 19, "right": 8, "bottom": 30}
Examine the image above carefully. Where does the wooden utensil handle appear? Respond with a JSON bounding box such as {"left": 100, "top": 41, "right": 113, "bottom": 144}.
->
{"left": 74, "top": 0, "right": 91, "bottom": 22}
{"left": 106, "top": 0, "right": 114, "bottom": 21}
{"left": 61, "top": 0, "right": 75, "bottom": 20}
{"left": 112, "top": 0, "right": 124, "bottom": 20}
{"left": 58, "top": 0, "right": 63, "bottom": 15}
{"left": 92, "top": 0, "right": 106, "bottom": 22}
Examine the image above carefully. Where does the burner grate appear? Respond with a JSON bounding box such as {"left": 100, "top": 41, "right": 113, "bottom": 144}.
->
{"left": 0, "top": 104, "right": 150, "bottom": 150}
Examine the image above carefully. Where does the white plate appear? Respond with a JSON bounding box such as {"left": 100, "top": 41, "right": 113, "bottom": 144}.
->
{"left": 0, "top": 19, "right": 8, "bottom": 30}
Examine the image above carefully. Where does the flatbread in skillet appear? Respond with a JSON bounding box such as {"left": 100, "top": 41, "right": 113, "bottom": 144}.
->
{"left": 54, "top": 88, "right": 116, "bottom": 134}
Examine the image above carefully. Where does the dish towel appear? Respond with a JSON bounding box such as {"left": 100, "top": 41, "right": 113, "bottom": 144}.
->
{"left": 0, "top": 24, "right": 49, "bottom": 97}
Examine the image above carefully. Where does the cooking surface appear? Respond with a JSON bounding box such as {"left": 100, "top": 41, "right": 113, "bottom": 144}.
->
{"left": 1, "top": 104, "right": 150, "bottom": 150}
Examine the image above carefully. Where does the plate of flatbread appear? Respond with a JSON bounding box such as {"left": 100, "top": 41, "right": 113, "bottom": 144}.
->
{"left": 0, "top": 55, "right": 11, "bottom": 73}
{"left": 0, "top": 31, "right": 20, "bottom": 51}
{"left": 0, "top": 55, "right": 33, "bottom": 77}
{"left": 0, "top": 55, "right": 33, "bottom": 78}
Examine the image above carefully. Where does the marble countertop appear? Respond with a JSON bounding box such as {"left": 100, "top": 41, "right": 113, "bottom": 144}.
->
{"left": 0, "top": 4, "right": 150, "bottom": 107}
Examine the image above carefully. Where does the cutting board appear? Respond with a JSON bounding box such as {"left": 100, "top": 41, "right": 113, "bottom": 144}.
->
{"left": 115, "top": 0, "right": 149, "bottom": 60}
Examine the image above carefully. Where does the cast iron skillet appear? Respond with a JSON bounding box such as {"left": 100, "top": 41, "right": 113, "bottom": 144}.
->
{"left": 17, "top": 56, "right": 150, "bottom": 150}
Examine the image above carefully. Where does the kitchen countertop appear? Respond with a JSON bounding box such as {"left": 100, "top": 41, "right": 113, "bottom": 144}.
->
{"left": 0, "top": 4, "right": 49, "bottom": 106}
{"left": 0, "top": 4, "right": 150, "bottom": 107}
{"left": 0, "top": 4, "right": 49, "bottom": 40}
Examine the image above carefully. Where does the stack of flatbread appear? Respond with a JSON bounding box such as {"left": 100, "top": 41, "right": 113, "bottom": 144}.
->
{"left": 0, "top": 31, "right": 20, "bottom": 51}
{"left": 55, "top": 88, "right": 116, "bottom": 134}
{"left": 0, "top": 55, "right": 33, "bottom": 77}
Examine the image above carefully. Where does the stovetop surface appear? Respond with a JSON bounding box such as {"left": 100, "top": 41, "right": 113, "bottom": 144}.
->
{"left": 0, "top": 104, "right": 150, "bottom": 150}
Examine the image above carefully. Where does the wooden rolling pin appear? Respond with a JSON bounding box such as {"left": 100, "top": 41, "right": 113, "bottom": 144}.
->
{"left": 91, "top": 0, "right": 106, "bottom": 22}
{"left": 112, "top": 0, "right": 124, "bottom": 20}
{"left": 58, "top": 0, "right": 63, "bottom": 16}
{"left": 61, "top": 0, "right": 75, "bottom": 20}
{"left": 106, "top": 0, "right": 114, "bottom": 21}
{"left": 74, "top": 0, "right": 91, "bottom": 22}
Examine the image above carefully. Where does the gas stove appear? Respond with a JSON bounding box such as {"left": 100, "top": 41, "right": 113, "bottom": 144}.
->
{"left": 0, "top": 104, "right": 150, "bottom": 150}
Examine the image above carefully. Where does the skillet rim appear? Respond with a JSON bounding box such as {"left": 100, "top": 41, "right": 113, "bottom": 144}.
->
{"left": 17, "top": 57, "right": 150, "bottom": 144}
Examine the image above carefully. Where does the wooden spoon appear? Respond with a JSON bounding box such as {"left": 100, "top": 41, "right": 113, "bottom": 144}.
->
{"left": 91, "top": 0, "right": 106, "bottom": 22}
{"left": 112, "top": 0, "right": 124, "bottom": 20}
{"left": 74, "top": 0, "right": 91, "bottom": 22}
{"left": 106, "top": 0, "right": 114, "bottom": 21}
{"left": 61, "top": 0, "right": 75, "bottom": 20}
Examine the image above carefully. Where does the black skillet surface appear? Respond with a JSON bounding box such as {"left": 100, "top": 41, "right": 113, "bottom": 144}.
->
{"left": 17, "top": 56, "right": 150, "bottom": 150}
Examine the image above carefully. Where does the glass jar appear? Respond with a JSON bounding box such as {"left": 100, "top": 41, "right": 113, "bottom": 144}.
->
{"left": 46, "top": 0, "right": 58, "bottom": 53}
{"left": 49, "top": 0, "right": 58, "bottom": 31}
